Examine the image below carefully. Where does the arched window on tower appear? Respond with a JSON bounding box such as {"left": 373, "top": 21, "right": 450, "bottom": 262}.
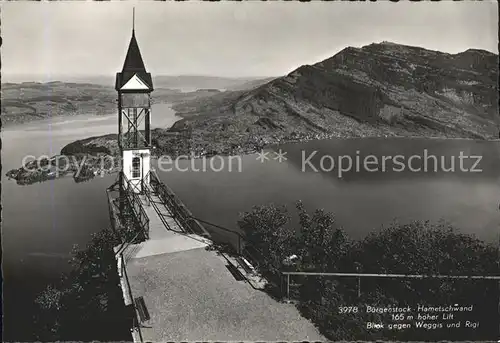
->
{"left": 132, "top": 157, "right": 141, "bottom": 179}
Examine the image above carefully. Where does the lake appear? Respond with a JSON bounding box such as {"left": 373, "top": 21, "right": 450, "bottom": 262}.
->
{"left": 156, "top": 138, "right": 500, "bottom": 244}
{"left": 3, "top": 103, "right": 500, "bottom": 340}
{"left": 2, "top": 103, "right": 180, "bottom": 341}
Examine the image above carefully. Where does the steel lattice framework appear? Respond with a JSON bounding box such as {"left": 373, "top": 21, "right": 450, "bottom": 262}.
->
{"left": 118, "top": 96, "right": 151, "bottom": 150}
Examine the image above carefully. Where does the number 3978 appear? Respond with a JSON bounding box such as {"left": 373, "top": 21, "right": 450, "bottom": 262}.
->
{"left": 338, "top": 306, "right": 359, "bottom": 314}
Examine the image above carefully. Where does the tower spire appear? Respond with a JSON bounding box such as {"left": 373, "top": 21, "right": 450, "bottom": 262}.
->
{"left": 115, "top": 7, "right": 153, "bottom": 92}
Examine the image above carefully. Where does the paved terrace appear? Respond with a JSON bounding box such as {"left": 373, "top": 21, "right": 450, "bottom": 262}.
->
{"left": 120, "top": 189, "right": 325, "bottom": 341}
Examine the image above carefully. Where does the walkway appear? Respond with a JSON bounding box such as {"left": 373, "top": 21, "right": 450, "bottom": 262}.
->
{"left": 122, "top": 190, "right": 210, "bottom": 261}
{"left": 119, "top": 186, "right": 325, "bottom": 342}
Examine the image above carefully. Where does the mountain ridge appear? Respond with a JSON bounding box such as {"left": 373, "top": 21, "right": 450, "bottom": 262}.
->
{"left": 168, "top": 41, "right": 498, "bottom": 152}
{"left": 7, "top": 42, "right": 499, "bottom": 184}
{"left": 0, "top": 76, "right": 273, "bottom": 126}
{"left": 1, "top": 75, "right": 277, "bottom": 90}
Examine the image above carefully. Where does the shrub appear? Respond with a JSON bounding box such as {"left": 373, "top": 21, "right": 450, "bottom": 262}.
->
{"left": 237, "top": 201, "right": 498, "bottom": 341}
{"left": 33, "top": 229, "right": 131, "bottom": 341}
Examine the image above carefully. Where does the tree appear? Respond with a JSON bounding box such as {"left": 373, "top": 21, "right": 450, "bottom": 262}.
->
{"left": 238, "top": 203, "right": 296, "bottom": 275}
{"left": 237, "top": 201, "right": 498, "bottom": 341}
{"left": 33, "top": 228, "right": 131, "bottom": 342}
{"left": 33, "top": 285, "right": 66, "bottom": 339}
{"left": 295, "top": 200, "right": 349, "bottom": 271}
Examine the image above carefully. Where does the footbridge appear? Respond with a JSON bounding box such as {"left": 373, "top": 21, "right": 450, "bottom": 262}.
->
{"left": 107, "top": 169, "right": 325, "bottom": 342}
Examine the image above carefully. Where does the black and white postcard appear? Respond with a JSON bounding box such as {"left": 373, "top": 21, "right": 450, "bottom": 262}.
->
{"left": 2, "top": 1, "right": 499, "bottom": 342}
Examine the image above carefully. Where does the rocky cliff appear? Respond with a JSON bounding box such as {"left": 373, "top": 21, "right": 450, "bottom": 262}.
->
{"left": 171, "top": 42, "right": 498, "bottom": 150}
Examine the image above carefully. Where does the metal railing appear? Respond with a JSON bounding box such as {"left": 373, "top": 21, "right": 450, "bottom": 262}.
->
{"left": 119, "top": 251, "right": 144, "bottom": 343}
{"left": 108, "top": 174, "right": 149, "bottom": 343}
{"left": 121, "top": 172, "right": 150, "bottom": 240}
{"left": 140, "top": 170, "right": 151, "bottom": 197}
{"left": 191, "top": 216, "right": 244, "bottom": 254}
{"left": 138, "top": 169, "right": 283, "bottom": 291}
{"left": 106, "top": 187, "right": 120, "bottom": 237}
{"left": 242, "top": 243, "right": 265, "bottom": 270}
{"left": 141, "top": 170, "right": 183, "bottom": 235}
{"left": 149, "top": 169, "right": 210, "bottom": 238}
{"left": 279, "top": 271, "right": 500, "bottom": 302}
{"left": 148, "top": 169, "right": 265, "bottom": 266}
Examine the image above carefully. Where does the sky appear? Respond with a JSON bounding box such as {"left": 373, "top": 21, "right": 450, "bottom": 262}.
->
{"left": 2, "top": 1, "right": 498, "bottom": 81}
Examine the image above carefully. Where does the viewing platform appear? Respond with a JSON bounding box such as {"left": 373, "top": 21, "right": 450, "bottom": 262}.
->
{"left": 108, "top": 170, "right": 325, "bottom": 342}
{"left": 106, "top": 19, "right": 324, "bottom": 341}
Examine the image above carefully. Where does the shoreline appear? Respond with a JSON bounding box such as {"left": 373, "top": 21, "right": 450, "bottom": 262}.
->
{"left": 1, "top": 111, "right": 117, "bottom": 130}
{"left": 5, "top": 132, "right": 499, "bottom": 186}
{"left": 4, "top": 98, "right": 498, "bottom": 186}
{"left": 1, "top": 100, "right": 178, "bottom": 130}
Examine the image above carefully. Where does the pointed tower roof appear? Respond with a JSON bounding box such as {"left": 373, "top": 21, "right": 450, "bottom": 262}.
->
{"left": 115, "top": 10, "right": 153, "bottom": 93}
{"left": 122, "top": 31, "right": 147, "bottom": 73}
